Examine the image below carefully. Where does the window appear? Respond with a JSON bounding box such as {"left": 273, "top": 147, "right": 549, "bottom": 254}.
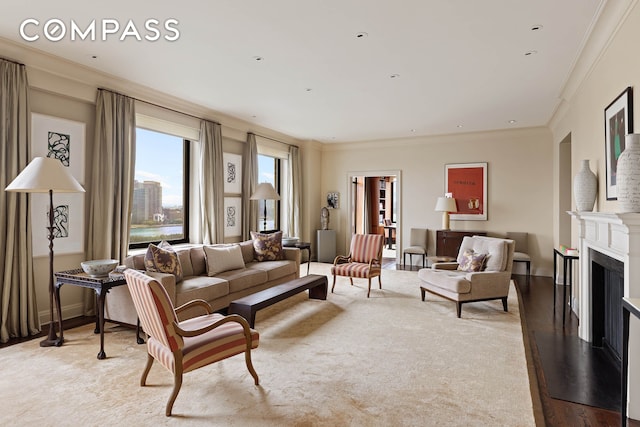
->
{"left": 257, "top": 154, "right": 280, "bottom": 232}
{"left": 129, "top": 128, "right": 190, "bottom": 248}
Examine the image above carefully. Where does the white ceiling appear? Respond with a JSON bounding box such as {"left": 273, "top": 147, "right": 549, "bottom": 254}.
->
{"left": 0, "top": 0, "right": 605, "bottom": 142}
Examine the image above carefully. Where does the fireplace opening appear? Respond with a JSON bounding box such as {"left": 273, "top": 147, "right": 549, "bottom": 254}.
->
{"left": 590, "top": 249, "right": 624, "bottom": 362}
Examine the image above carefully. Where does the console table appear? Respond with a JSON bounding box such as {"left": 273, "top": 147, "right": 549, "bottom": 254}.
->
{"left": 436, "top": 230, "right": 486, "bottom": 258}
{"left": 622, "top": 297, "right": 640, "bottom": 426}
{"left": 54, "top": 269, "right": 127, "bottom": 360}
{"left": 552, "top": 248, "right": 579, "bottom": 325}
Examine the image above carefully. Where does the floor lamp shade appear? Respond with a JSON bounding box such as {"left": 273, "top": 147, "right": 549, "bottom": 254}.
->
{"left": 435, "top": 197, "right": 457, "bottom": 230}
{"left": 250, "top": 183, "right": 280, "bottom": 231}
{"left": 5, "top": 156, "right": 85, "bottom": 348}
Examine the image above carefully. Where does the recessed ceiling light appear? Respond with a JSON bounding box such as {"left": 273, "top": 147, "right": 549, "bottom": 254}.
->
{"left": 410, "top": 129, "right": 416, "bottom": 133}
{"left": 305, "top": 88, "right": 312, "bottom": 92}
{"left": 91, "top": 55, "right": 98, "bottom": 59}
{"left": 457, "top": 125, "right": 464, "bottom": 128}
{"left": 356, "top": 32, "right": 368, "bottom": 38}
{"left": 509, "top": 120, "right": 517, "bottom": 124}
{"left": 524, "top": 50, "right": 538, "bottom": 56}
{"left": 531, "top": 25, "right": 543, "bottom": 31}
{"left": 390, "top": 73, "right": 400, "bottom": 79}
{"left": 253, "top": 56, "right": 264, "bottom": 61}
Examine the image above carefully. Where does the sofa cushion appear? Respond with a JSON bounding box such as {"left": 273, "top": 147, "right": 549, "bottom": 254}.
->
{"left": 144, "top": 241, "right": 183, "bottom": 282}
{"left": 177, "top": 249, "right": 194, "bottom": 277}
{"left": 457, "top": 250, "right": 487, "bottom": 272}
{"left": 190, "top": 247, "right": 207, "bottom": 276}
{"left": 203, "top": 244, "right": 245, "bottom": 276}
{"left": 239, "top": 240, "right": 255, "bottom": 264}
{"left": 175, "top": 276, "right": 230, "bottom": 307}
{"left": 246, "top": 260, "right": 297, "bottom": 281}
{"left": 251, "top": 230, "right": 284, "bottom": 261}
{"left": 216, "top": 268, "right": 269, "bottom": 293}
{"left": 418, "top": 269, "right": 472, "bottom": 294}
{"left": 458, "top": 236, "right": 508, "bottom": 272}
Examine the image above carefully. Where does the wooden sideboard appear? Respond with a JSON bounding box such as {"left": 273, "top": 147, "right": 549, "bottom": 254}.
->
{"left": 436, "top": 230, "right": 487, "bottom": 258}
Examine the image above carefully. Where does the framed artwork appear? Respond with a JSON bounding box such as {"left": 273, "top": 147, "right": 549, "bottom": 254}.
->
{"left": 31, "top": 192, "right": 84, "bottom": 257}
{"left": 605, "top": 87, "right": 634, "bottom": 200}
{"left": 327, "top": 192, "right": 339, "bottom": 209}
{"left": 31, "top": 113, "right": 86, "bottom": 185}
{"left": 224, "top": 197, "right": 242, "bottom": 237}
{"left": 223, "top": 153, "right": 242, "bottom": 194}
{"left": 445, "top": 162, "right": 488, "bottom": 221}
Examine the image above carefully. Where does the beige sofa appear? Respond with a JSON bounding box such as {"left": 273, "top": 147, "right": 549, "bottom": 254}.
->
{"left": 105, "top": 240, "right": 301, "bottom": 325}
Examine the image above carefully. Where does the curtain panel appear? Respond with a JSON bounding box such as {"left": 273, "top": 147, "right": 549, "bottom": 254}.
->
{"left": 287, "top": 145, "right": 302, "bottom": 238}
{"left": 242, "top": 133, "right": 258, "bottom": 239}
{"left": 86, "top": 89, "right": 136, "bottom": 262}
{"left": 198, "top": 120, "right": 224, "bottom": 244}
{"left": 0, "top": 59, "right": 39, "bottom": 343}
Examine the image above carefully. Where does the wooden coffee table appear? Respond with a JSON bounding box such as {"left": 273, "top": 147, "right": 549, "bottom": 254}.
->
{"left": 228, "top": 274, "right": 328, "bottom": 327}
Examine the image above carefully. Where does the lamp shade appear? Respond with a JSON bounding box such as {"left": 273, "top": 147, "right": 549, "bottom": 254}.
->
{"left": 5, "top": 157, "right": 84, "bottom": 193}
{"left": 434, "top": 196, "right": 457, "bottom": 213}
{"left": 250, "top": 182, "right": 280, "bottom": 201}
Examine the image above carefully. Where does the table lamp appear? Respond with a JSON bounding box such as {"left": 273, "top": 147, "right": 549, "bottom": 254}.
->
{"left": 435, "top": 196, "right": 457, "bottom": 230}
{"left": 5, "top": 157, "right": 85, "bottom": 347}
{"left": 250, "top": 182, "right": 280, "bottom": 231}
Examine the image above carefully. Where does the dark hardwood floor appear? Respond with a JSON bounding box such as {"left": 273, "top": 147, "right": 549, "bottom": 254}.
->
{"left": 3, "top": 263, "right": 639, "bottom": 426}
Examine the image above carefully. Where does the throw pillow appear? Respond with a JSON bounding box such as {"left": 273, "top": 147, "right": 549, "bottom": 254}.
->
{"left": 144, "top": 240, "right": 183, "bottom": 282}
{"left": 457, "top": 249, "right": 487, "bottom": 272}
{"left": 203, "top": 244, "right": 246, "bottom": 276}
{"left": 250, "top": 230, "right": 284, "bottom": 261}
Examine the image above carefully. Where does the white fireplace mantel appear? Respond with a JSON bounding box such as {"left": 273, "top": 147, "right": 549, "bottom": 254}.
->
{"left": 569, "top": 211, "right": 640, "bottom": 419}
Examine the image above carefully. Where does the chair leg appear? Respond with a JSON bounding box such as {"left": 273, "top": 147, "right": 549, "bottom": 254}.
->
{"left": 526, "top": 261, "right": 531, "bottom": 277}
{"left": 367, "top": 278, "right": 371, "bottom": 298}
{"left": 331, "top": 274, "right": 336, "bottom": 293}
{"left": 378, "top": 274, "right": 382, "bottom": 289}
{"left": 502, "top": 297, "right": 508, "bottom": 312}
{"left": 244, "top": 344, "right": 259, "bottom": 386}
{"left": 349, "top": 277, "right": 354, "bottom": 286}
{"left": 166, "top": 369, "right": 183, "bottom": 416}
{"left": 456, "top": 302, "right": 462, "bottom": 318}
{"left": 140, "top": 353, "right": 154, "bottom": 386}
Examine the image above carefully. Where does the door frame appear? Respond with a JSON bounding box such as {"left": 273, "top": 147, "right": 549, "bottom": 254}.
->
{"left": 347, "top": 169, "right": 402, "bottom": 265}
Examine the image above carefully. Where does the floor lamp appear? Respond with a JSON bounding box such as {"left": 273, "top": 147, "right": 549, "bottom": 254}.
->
{"left": 5, "top": 157, "right": 85, "bottom": 347}
{"left": 250, "top": 183, "right": 280, "bottom": 231}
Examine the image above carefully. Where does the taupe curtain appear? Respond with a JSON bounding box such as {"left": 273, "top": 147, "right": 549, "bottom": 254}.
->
{"left": 198, "top": 120, "right": 224, "bottom": 244}
{"left": 287, "top": 145, "right": 302, "bottom": 238}
{"left": 86, "top": 89, "right": 136, "bottom": 262}
{"left": 242, "top": 133, "right": 259, "bottom": 239}
{"left": 0, "top": 59, "right": 39, "bottom": 343}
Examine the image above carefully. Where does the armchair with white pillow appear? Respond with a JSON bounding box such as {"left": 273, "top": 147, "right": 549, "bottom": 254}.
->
{"left": 417, "top": 235, "right": 515, "bottom": 318}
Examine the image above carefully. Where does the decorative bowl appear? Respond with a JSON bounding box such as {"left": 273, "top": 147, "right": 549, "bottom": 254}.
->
{"left": 282, "top": 237, "right": 300, "bottom": 246}
{"left": 81, "top": 259, "right": 119, "bottom": 278}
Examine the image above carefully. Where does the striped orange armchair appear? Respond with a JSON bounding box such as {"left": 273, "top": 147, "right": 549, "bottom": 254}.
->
{"left": 124, "top": 269, "right": 259, "bottom": 416}
{"left": 331, "top": 233, "right": 385, "bottom": 297}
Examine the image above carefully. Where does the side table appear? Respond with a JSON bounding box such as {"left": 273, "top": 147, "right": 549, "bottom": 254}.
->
{"left": 54, "top": 269, "right": 128, "bottom": 360}
{"left": 553, "top": 248, "right": 579, "bottom": 325}
{"left": 284, "top": 242, "right": 311, "bottom": 275}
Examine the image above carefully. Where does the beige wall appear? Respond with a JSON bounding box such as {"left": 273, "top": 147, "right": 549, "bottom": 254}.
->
{"left": 319, "top": 127, "right": 555, "bottom": 276}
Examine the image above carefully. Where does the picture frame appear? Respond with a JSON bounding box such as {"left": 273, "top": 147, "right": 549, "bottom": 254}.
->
{"left": 31, "top": 113, "right": 86, "bottom": 185}
{"left": 327, "top": 192, "right": 339, "bottom": 209}
{"left": 224, "top": 197, "right": 242, "bottom": 237}
{"left": 223, "top": 152, "right": 242, "bottom": 194}
{"left": 31, "top": 192, "right": 85, "bottom": 257}
{"left": 605, "top": 87, "right": 634, "bottom": 200}
{"left": 445, "top": 162, "right": 488, "bottom": 221}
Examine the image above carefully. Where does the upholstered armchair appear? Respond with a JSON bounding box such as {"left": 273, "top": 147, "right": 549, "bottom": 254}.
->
{"left": 124, "top": 269, "right": 259, "bottom": 416}
{"left": 417, "top": 236, "right": 515, "bottom": 317}
{"left": 331, "top": 234, "right": 384, "bottom": 297}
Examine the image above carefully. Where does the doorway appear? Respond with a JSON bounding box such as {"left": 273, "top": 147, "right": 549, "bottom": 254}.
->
{"left": 348, "top": 170, "right": 401, "bottom": 267}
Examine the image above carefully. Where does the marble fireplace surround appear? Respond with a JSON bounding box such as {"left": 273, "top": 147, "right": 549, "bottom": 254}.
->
{"left": 569, "top": 211, "right": 640, "bottom": 419}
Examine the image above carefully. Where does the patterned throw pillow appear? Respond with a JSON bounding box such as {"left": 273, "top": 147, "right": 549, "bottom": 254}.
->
{"left": 457, "top": 249, "right": 487, "bottom": 272}
{"left": 250, "top": 230, "right": 284, "bottom": 261}
{"left": 144, "top": 240, "right": 183, "bottom": 282}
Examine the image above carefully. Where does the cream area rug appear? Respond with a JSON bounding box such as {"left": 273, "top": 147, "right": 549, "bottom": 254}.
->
{"left": 1, "top": 263, "right": 535, "bottom": 426}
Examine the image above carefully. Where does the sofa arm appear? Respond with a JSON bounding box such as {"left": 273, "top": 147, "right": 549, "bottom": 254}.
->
{"left": 146, "top": 271, "right": 177, "bottom": 305}
{"left": 283, "top": 247, "right": 301, "bottom": 266}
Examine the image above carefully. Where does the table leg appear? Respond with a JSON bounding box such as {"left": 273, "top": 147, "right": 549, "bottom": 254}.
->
{"left": 96, "top": 289, "right": 107, "bottom": 360}
{"left": 306, "top": 248, "right": 310, "bottom": 276}
{"left": 563, "top": 258, "right": 568, "bottom": 325}
{"left": 553, "top": 251, "right": 557, "bottom": 310}
{"left": 621, "top": 306, "right": 630, "bottom": 427}
{"left": 54, "top": 283, "right": 64, "bottom": 346}
{"left": 136, "top": 318, "right": 145, "bottom": 344}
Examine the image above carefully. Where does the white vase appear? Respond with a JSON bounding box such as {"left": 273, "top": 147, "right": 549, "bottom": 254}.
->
{"left": 617, "top": 134, "right": 640, "bottom": 213}
{"left": 574, "top": 159, "right": 597, "bottom": 211}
